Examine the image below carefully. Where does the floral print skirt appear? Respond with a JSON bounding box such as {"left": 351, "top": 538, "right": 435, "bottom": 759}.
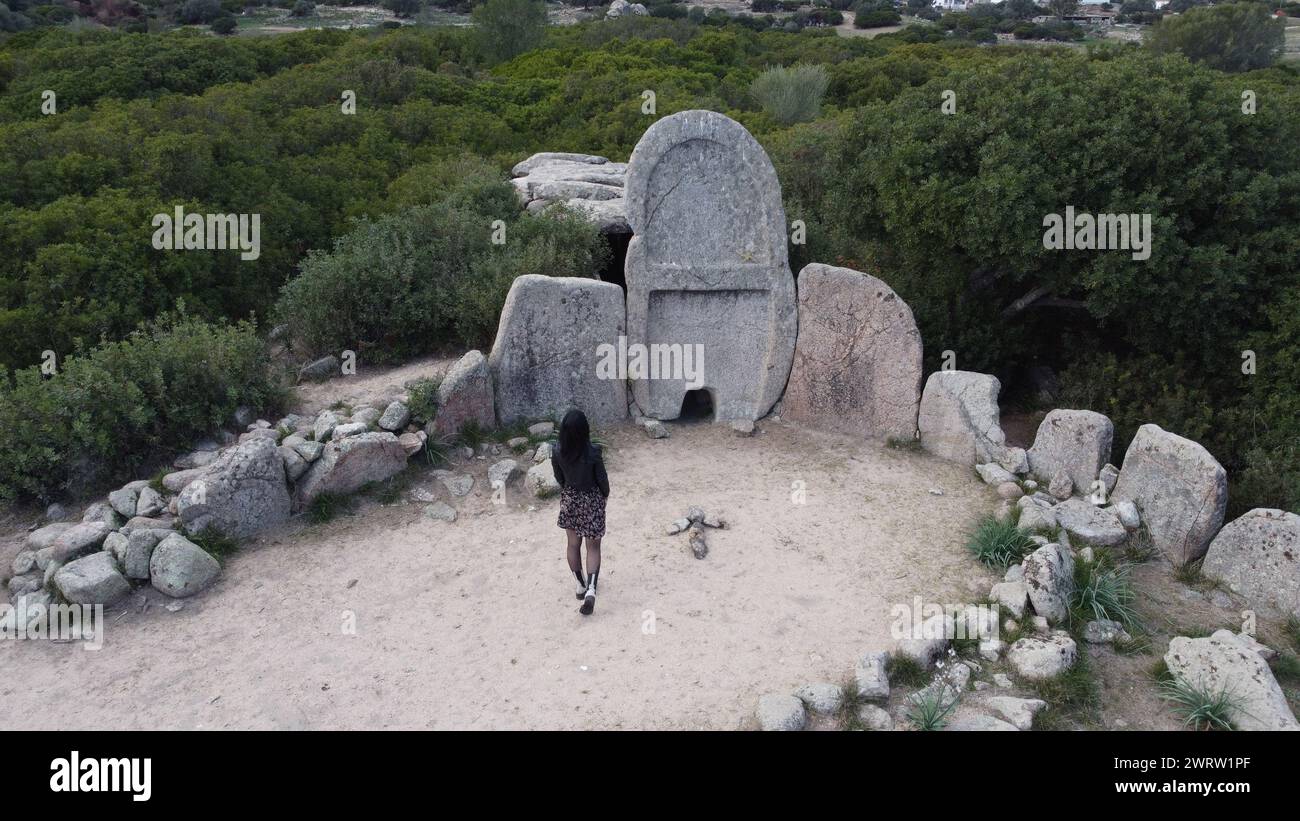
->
{"left": 557, "top": 487, "right": 607, "bottom": 539}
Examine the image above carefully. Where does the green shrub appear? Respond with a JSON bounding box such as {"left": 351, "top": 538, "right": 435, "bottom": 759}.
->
{"left": 274, "top": 170, "right": 608, "bottom": 364}
{"left": 749, "top": 64, "right": 830, "bottom": 126}
{"left": 0, "top": 312, "right": 280, "bottom": 501}
{"left": 966, "top": 514, "right": 1036, "bottom": 569}
{"left": 405, "top": 377, "right": 440, "bottom": 425}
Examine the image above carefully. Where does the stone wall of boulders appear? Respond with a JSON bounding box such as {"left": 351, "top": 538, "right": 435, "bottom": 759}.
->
{"left": 5, "top": 346, "right": 578, "bottom": 627}
{"left": 7, "top": 394, "right": 432, "bottom": 618}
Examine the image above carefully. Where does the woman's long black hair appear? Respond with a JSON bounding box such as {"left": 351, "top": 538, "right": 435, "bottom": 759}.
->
{"left": 558, "top": 409, "right": 590, "bottom": 462}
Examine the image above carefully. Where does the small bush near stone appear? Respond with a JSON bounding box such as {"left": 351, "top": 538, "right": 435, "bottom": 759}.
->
{"left": 1285, "top": 616, "right": 1300, "bottom": 653}
{"left": 0, "top": 313, "right": 280, "bottom": 502}
{"left": 886, "top": 654, "right": 927, "bottom": 688}
{"left": 1122, "top": 527, "right": 1156, "bottom": 563}
{"left": 1159, "top": 676, "right": 1240, "bottom": 731}
{"left": 1269, "top": 652, "right": 1300, "bottom": 686}
{"left": 308, "top": 492, "right": 352, "bottom": 524}
{"left": 1029, "top": 654, "right": 1100, "bottom": 729}
{"left": 966, "top": 514, "right": 1036, "bottom": 569}
{"left": 190, "top": 527, "right": 241, "bottom": 565}
{"left": 455, "top": 419, "right": 488, "bottom": 451}
{"left": 406, "top": 378, "right": 440, "bottom": 425}
{"left": 1149, "top": 657, "right": 1174, "bottom": 685}
{"left": 275, "top": 159, "right": 608, "bottom": 365}
{"left": 834, "top": 677, "right": 869, "bottom": 731}
{"left": 1070, "top": 555, "right": 1140, "bottom": 631}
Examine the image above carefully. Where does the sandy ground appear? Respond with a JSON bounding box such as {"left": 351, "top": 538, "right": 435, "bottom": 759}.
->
{"left": 290, "top": 354, "right": 459, "bottom": 418}
{"left": 0, "top": 419, "right": 996, "bottom": 730}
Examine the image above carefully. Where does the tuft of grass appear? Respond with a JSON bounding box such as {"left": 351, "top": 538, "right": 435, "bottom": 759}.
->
{"left": 1001, "top": 615, "right": 1030, "bottom": 646}
{"left": 364, "top": 471, "right": 414, "bottom": 506}
{"left": 886, "top": 654, "right": 928, "bottom": 688}
{"left": 1270, "top": 652, "right": 1300, "bottom": 685}
{"left": 308, "top": 492, "right": 351, "bottom": 524}
{"left": 189, "top": 526, "right": 240, "bottom": 564}
{"left": 1174, "top": 558, "right": 1219, "bottom": 590}
{"left": 1283, "top": 615, "right": 1300, "bottom": 653}
{"left": 1028, "top": 653, "right": 1101, "bottom": 729}
{"left": 1160, "top": 676, "right": 1240, "bottom": 731}
{"left": 952, "top": 632, "right": 980, "bottom": 658}
{"left": 835, "top": 676, "right": 869, "bottom": 731}
{"left": 1070, "top": 555, "right": 1140, "bottom": 630}
{"left": 1113, "top": 634, "right": 1153, "bottom": 656}
{"left": 1123, "top": 526, "right": 1156, "bottom": 563}
{"left": 1149, "top": 657, "right": 1174, "bottom": 685}
{"left": 456, "top": 419, "right": 488, "bottom": 451}
{"left": 886, "top": 435, "right": 922, "bottom": 452}
{"left": 905, "top": 686, "right": 958, "bottom": 731}
{"left": 966, "top": 514, "right": 1037, "bottom": 569}
{"left": 149, "top": 468, "right": 169, "bottom": 495}
{"left": 422, "top": 433, "right": 457, "bottom": 467}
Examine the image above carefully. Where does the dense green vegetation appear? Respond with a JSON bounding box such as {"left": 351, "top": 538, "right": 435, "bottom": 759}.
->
{"left": 276, "top": 155, "right": 608, "bottom": 363}
{"left": 0, "top": 312, "right": 280, "bottom": 499}
{"left": 1, "top": 11, "right": 1298, "bottom": 512}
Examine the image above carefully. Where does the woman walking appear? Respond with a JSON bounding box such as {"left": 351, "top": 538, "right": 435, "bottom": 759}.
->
{"left": 552, "top": 409, "right": 609, "bottom": 615}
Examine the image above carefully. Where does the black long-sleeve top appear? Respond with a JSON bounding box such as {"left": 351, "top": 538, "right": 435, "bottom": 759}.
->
{"left": 551, "top": 443, "right": 610, "bottom": 498}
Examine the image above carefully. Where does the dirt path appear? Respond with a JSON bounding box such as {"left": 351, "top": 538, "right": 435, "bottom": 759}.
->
{"left": 0, "top": 419, "right": 995, "bottom": 730}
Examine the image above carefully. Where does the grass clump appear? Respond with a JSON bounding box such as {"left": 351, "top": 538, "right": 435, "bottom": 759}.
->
{"left": 885, "top": 435, "right": 923, "bottom": 452}
{"left": 1149, "top": 657, "right": 1175, "bottom": 684}
{"left": 1160, "top": 676, "right": 1240, "bottom": 731}
{"left": 1283, "top": 615, "right": 1300, "bottom": 653}
{"left": 189, "top": 527, "right": 241, "bottom": 564}
{"left": 1070, "top": 554, "right": 1140, "bottom": 630}
{"left": 1122, "top": 526, "right": 1157, "bottom": 563}
{"left": 966, "top": 514, "right": 1037, "bottom": 569}
{"left": 1270, "top": 652, "right": 1300, "bottom": 685}
{"left": 1028, "top": 653, "right": 1101, "bottom": 729}
{"left": 307, "top": 492, "right": 352, "bottom": 524}
{"left": 886, "top": 654, "right": 928, "bottom": 688}
{"left": 834, "top": 677, "right": 870, "bottom": 731}
{"left": 455, "top": 419, "right": 489, "bottom": 451}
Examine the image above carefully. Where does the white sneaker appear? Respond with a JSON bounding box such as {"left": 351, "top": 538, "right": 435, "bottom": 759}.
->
{"left": 575, "top": 578, "right": 588, "bottom": 600}
{"left": 579, "top": 584, "right": 596, "bottom": 616}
